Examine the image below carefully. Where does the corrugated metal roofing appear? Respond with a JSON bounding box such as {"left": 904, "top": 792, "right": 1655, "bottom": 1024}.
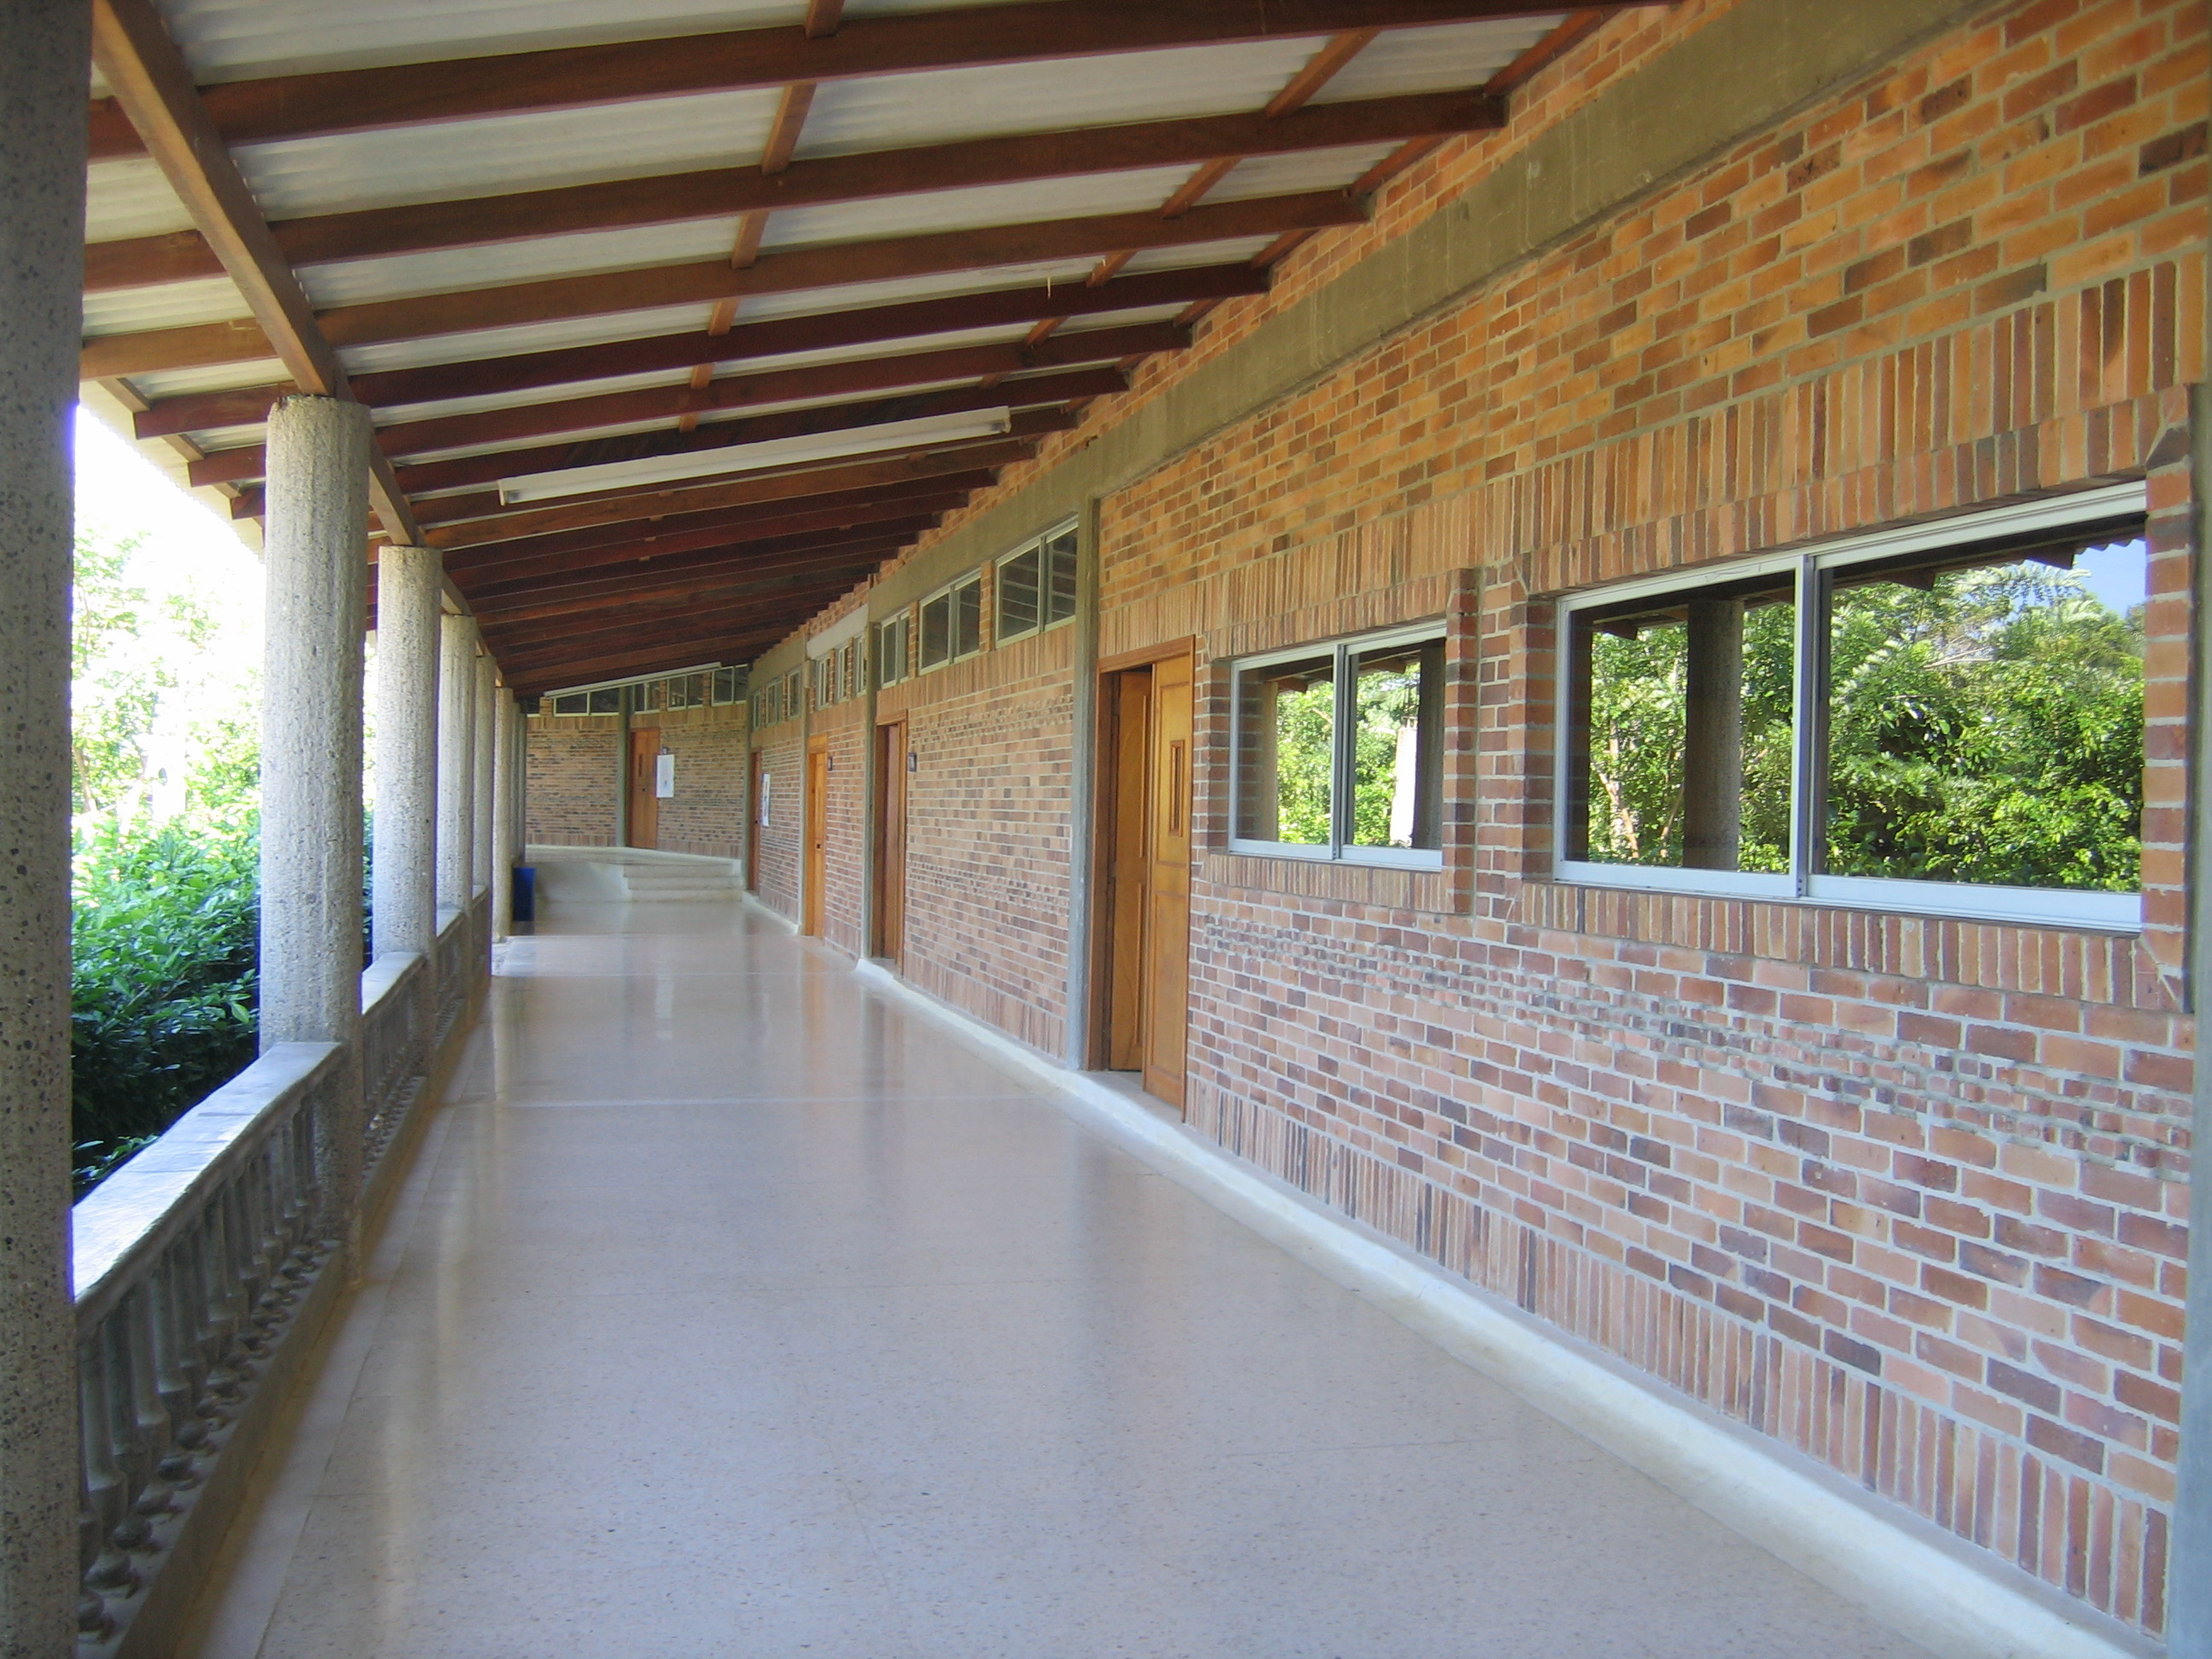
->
{"left": 78, "top": 2, "right": 1604, "bottom": 678}
{"left": 235, "top": 90, "right": 788, "bottom": 218}
{"left": 159, "top": 0, "right": 1031, "bottom": 82}
{"left": 1319, "top": 15, "right": 1569, "bottom": 99}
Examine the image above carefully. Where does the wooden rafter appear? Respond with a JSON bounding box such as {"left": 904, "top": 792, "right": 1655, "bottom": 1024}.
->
{"left": 88, "top": 0, "right": 422, "bottom": 544}
{"left": 84, "top": 0, "right": 1580, "bottom": 161}
{"left": 424, "top": 440, "right": 1034, "bottom": 550}
{"left": 84, "top": 190, "right": 1361, "bottom": 380}
{"left": 137, "top": 265, "right": 1258, "bottom": 440}
{"left": 84, "top": 90, "right": 1503, "bottom": 291}
{"left": 207, "top": 341, "right": 1140, "bottom": 498}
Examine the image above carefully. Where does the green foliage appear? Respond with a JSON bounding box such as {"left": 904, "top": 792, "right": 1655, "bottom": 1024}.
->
{"left": 1272, "top": 678, "right": 1336, "bottom": 844}
{"left": 1580, "top": 562, "right": 2144, "bottom": 890}
{"left": 1350, "top": 661, "right": 1421, "bottom": 847}
{"left": 72, "top": 818, "right": 259, "bottom": 1193}
{"left": 1825, "top": 566, "right": 2142, "bottom": 890}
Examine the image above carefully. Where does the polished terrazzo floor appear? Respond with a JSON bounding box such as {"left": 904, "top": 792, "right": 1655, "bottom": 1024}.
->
{"left": 182, "top": 897, "right": 1926, "bottom": 1658}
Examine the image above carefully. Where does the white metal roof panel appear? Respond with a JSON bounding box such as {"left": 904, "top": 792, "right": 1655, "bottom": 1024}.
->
{"left": 154, "top": 0, "right": 1034, "bottom": 83}
{"left": 296, "top": 220, "right": 747, "bottom": 310}
{"left": 82, "top": 278, "right": 253, "bottom": 336}
{"left": 759, "top": 166, "right": 1199, "bottom": 251}
{"left": 1121, "top": 237, "right": 1275, "bottom": 275}
{"left": 795, "top": 38, "right": 1325, "bottom": 158}
{"left": 1209, "top": 145, "right": 1400, "bottom": 204}
{"left": 1317, "top": 16, "right": 1569, "bottom": 102}
{"left": 234, "top": 89, "right": 786, "bottom": 217}
{"left": 84, "top": 157, "right": 198, "bottom": 242}
{"left": 335, "top": 305, "right": 725, "bottom": 376}
{"left": 126, "top": 358, "right": 294, "bottom": 404}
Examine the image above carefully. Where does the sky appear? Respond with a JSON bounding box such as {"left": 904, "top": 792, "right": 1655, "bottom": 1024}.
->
{"left": 74, "top": 407, "right": 265, "bottom": 614}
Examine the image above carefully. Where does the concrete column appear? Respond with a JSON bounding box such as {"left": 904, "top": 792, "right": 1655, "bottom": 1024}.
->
{"left": 492, "top": 691, "right": 516, "bottom": 940}
{"left": 1062, "top": 501, "right": 1103, "bottom": 1070}
{"left": 0, "top": 1, "right": 90, "bottom": 1648}
{"left": 473, "top": 655, "right": 495, "bottom": 903}
{"left": 259, "top": 395, "right": 371, "bottom": 1273}
{"left": 1680, "top": 597, "right": 1744, "bottom": 871}
{"left": 370, "top": 546, "right": 439, "bottom": 962}
{"left": 435, "top": 614, "right": 476, "bottom": 917}
{"left": 2170, "top": 381, "right": 2212, "bottom": 1653}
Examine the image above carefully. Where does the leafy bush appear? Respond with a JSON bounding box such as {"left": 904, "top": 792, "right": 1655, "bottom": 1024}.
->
{"left": 72, "top": 818, "right": 259, "bottom": 1191}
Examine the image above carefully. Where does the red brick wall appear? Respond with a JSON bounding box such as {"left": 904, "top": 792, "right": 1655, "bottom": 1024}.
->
{"left": 524, "top": 716, "right": 617, "bottom": 847}
{"left": 751, "top": 713, "right": 805, "bottom": 922}
{"left": 751, "top": 0, "right": 2208, "bottom": 1631}
{"left": 878, "top": 625, "right": 1077, "bottom": 1055}
{"left": 649, "top": 704, "right": 750, "bottom": 859}
{"left": 815, "top": 701, "right": 869, "bottom": 958}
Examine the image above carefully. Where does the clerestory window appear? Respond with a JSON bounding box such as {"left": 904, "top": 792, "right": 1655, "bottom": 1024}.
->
{"left": 1230, "top": 624, "right": 1446, "bottom": 869}
{"left": 997, "top": 524, "right": 1079, "bottom": 643}
{"left": 1557, "top": 484, "right": 2149, "bottom": 928}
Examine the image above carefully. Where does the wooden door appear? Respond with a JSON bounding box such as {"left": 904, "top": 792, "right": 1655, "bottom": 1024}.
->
{"left": 626, "top": 728, "right": 659, "bottom": 849}
{"left": 804, "top": 742, "right": 828, "bottom": 936}
{"left": 1141, "top": 654, "right": 1193, "bottom": 1107}
{"left": 874, "top": 721, "right": 907, "bottom": 963}
{"left": 1103, "top": 672, "right": 1153, "bottom": 1069}
{"left": 746, "top": 748, "right": 765, "bottom": 892}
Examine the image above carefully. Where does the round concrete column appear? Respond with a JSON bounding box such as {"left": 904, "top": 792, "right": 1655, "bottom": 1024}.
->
{"left": 259, "top": 395, "right": 371, "bottom": 1269}
{"left": 492, "top": 691, "right": 518, "bottom": 940}
{"left": 371, "top": 546, "right": 440, "bottom": 962}
{"left": 0, "top": 0, "right": 90, "bottom": 1648}
{"left": 472, "top": 654, "right": 496, "bottom": 904}
{"left": 435, "top": 615, "right": 476, "bottom": 917}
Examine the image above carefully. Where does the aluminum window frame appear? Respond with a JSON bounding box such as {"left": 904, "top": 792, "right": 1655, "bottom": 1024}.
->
{"left": 918, "top": 571, "right": 986, "bottom": 672}
{"left": 877, "top": 613, "right": 911, "bottom": 687}
{"left": 1226, "top": 620, "right": 1448, "bottom": 871}
{"left": 994, "top": 519, "right": 1080, "bottom": 645}
{"left": 1552, "top": 482, "right": 2150, "bottom": 931}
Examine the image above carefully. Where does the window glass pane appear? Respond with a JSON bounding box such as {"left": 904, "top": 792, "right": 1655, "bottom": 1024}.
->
{"left": 1045, "top": 530, "right": 1079, "bottom": 625}
{"left": 783, "top": 669, "right": 800, "bottom": 714}
{"left": 589, "top": 688, "right": 620, "bottom": 714}
{"left": 999, "top": 547, "right": 1041, "bottom": 637}
{"left": 1824, "top": 530, "right": 2145, "bottom": 892}
{"left": 953, "top": 576, "right": 982, "bottom": 658}
{"left": 1235, "top": 651, "right": 1336, "bottom": 845}
{"left": 1570, "top": 578, "right": 1795, "bottom": 872}
{"left": 552, "top": 692, "right": 587, "bottom": 715}
{"left": 713, "top": 667, "right": 737, "bottom": 703}
{"left": 920, "top": 595, "right": 951, "bottom": 667}
{"left": 1349, "top": 638, "right": 1445, "bottom": 849}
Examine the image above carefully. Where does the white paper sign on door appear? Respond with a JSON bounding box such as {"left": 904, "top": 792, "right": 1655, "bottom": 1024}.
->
{"left": 655, "top": 751, "right": 675, "bottom": 798}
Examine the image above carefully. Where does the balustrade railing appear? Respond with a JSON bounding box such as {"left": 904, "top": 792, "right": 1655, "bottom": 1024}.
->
{"left": 71, "top": 910, "right": 492, "bottom": 1654}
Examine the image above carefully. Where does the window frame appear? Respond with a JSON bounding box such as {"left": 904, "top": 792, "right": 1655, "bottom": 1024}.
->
{"left": 918, "top": 572, "right": 986, "bottom": 672}
{"left": 877, "top": 613, "right": 911, "bottom": 687}
{"left": 1552, "top": 482, "right": 2150, "bottom": 931}
{"left": 995, "top": 520, "right": 1080, "bottom": 644}
{"left": 1226, "top": 620, "right": 1448, "bottom": 872}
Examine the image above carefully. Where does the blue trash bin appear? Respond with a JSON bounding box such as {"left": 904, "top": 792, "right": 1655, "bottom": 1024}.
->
{"left": 512, "top": 864, "right": 536, "bottom": 923}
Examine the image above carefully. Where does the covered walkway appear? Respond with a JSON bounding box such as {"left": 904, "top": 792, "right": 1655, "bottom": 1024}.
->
{"left": 183, "top": 894, "right": 1917, "bottom": 1658}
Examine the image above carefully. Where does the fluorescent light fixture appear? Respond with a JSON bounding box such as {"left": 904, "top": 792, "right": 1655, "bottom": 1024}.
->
{"left": 498, "top": 407, "right": 1013, "bottom": 505}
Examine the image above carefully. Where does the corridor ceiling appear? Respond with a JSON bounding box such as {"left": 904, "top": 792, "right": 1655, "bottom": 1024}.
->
{"left": 82, "top": 0, "right": 1606, "bottom": 692}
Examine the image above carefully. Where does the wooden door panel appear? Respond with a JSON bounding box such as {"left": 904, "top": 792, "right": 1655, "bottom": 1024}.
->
{"left": 1105, "top": 672, "right": 1152, "bottom": 1071}
{"left": 804, "top": 745, "right": 828, "bottom": 936}
{"left": 627, "top": 728, "right": 659, "bottom": 849}
{"left": 1142, "top": 654, "right": 1192, "bottom": 1109}
{"left": 746, "top": 749, "right": 764, "bottom": 891}
{"left": 876, "top": 722, "right": 906, "bottom": 963}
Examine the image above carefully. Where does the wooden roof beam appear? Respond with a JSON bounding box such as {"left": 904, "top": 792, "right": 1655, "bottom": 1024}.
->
{"left": 89, "top": 0, "right": 422, "bottom": 545}
{"left": 201, "top": 342, "right": 1135, "bottom": 492}
{"left": 437, "top": 472, "right": 991, "bottom": 571}
{"left": 86, "top": 89, "right": 1500, "bottom": 290}
{"left": 84, "top": 1, "right": 1586, "bottom": 161}
{"left": 84, "top": 190, "right": 1359, "bottom": 379}
{"left": 137, "top": 264, "right": 1257, "bottom": 439}
{"left": 425, "top": 439, "right": 1031, "bottom": 550}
